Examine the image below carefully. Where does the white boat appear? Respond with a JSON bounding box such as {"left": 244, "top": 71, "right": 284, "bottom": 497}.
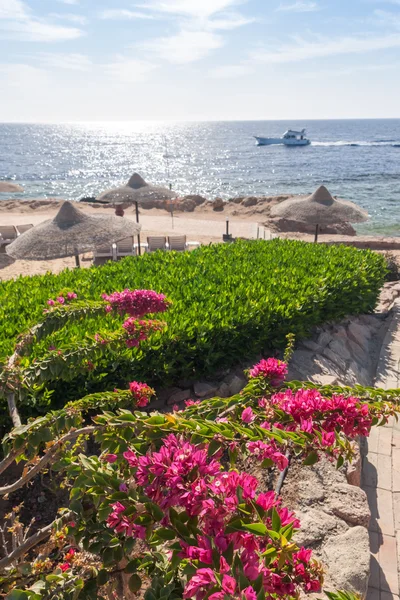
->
{"left": 255, "top": 129, "right": 311, "bottom": 146}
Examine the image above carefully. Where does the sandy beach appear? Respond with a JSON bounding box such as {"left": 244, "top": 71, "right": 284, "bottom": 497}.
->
{"left": 1, "top": 199, "right": 399, "bottom": 281}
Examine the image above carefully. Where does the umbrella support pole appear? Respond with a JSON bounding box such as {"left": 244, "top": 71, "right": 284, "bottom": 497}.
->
{"left": 75, "top": 255, "right": 80, "bottom": 267}
{"left": 314, "top": 224, "right": 319, "bottom": 243}
{"left": 135, "top": 202, "right": 141, "bottom": 256}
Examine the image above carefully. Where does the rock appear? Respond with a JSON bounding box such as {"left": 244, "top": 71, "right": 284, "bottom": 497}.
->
{"left": 156, "top": 387, "right": 182, "bottom": 403}
{"left": 348, "top": 322, "right": 371, "bottom": 347}
{"left": 314, "top": 355, "right": 339, "bottom": 377}
{"left": 229, "top": 197, "right": 244, "bottom": 204}
{"left": 301, "top": 339, "right": 321, "bottom": 352}
{"left": 242, "top": 196, "right": 258, "bottom": 207}
{"left": 322, "top": 348, "right": 348, "bottom": 373}
{"left": 322, "top": 527, "right": 370, "bottom": 598}
{"left": 309, "top": 374, "right": 338, "bottom": 386}
{"left": 148, "top": 396, "right": 168, "bottom": 410}
{"left": 212, "top": 198, "right": 224, "bottom": 211}
{"left": 328, "top": 338, "right": 352, "bottom": 361}
{"left": 347, "top": 444, "right": 362, "bottom": 487}
{"left": 345, "top": 337, "right": 367, "bottom": 365}
{"left": 216, "top": 382, "right": 230, "bottom": 398}
{"left": 194, "top": 381, "right": 219, "bottom": 398}
{"left": 183, "top": 194, "right": 207, "bottom": 206}
{"left": 167, "top": 389, "right": 192, "bottom": 405}
{"left": 294, "top": 508, "right": 348, "bottom": 547}
{"left": 317, "top": 331, "right": 332, "bottom": 349}
{"left": 286, "top": 365, "right": 304, "bottom": 381}
{"left": 291, "top": 349, "right": 315, "bottom": 374}
{"left": 225, "top": 374, "right": 247, "bottom": 396}
{"left": 267, "top": 217, "right": 356, "bottom": 236}
{"left": 326, "top": 484, "right": 370, "bottom": 527}
{"left": 0, "top": 181, "right": 23, "bottom": 193}
{"left": 173, "top": 198, "right": 196, "bottom": 212}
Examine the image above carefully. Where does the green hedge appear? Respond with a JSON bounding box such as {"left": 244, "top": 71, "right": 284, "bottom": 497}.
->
{"left": 0, "top": 239, "right": 385, "bottom": 412}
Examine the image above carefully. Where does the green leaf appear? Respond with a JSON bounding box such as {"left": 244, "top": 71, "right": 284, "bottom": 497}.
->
{"left": 303, "top": 450, "right": 319, "bottom": 466}
{"left": 128, "top": 574, "right": 142, "bottom": 593}
{"left": 271, "top": 507, "right": 281, "bottom": 533}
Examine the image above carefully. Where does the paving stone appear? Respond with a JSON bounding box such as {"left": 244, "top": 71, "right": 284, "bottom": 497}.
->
{"left": 367, "top": 427, "right": 380, "bottom": 455}
{"left": 393, "top": 493, "right": 400, "bottom": 530}
{"left": 368, "top": 531, "right": 382, "bottom": 591}
{"left": 377, "top": 454, "right": 393, "bottom": 491}
{"left": 379, "top": 427, "right": 393, "bottom": 457}
{"left": 366, "top": 588, "right": 380, "bottom": 600}
{"left": 379, "top": 534, "right": 399, "bottom": 595}
{"left": 392, "top": 448, "right": 400, "bottom": 492}
{"left": 364, "top": 486, "right": 395, "bottom": 536}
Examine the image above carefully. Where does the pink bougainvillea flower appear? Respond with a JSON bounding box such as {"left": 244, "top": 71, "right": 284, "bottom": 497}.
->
{"left": 67, "top": 292, "right": 77, "bottom": 300}
{"left": 104, "top": 454, "right": 118, "bottom": 463}
{"left": 241, "top": 407, "right": 255, "bottom": 423}
{"left": 321, "top": 431, "right": 336, "bottom": 446}
{"left": 123, "top": 449, "right": 138, "bottom": 467}
{"left": 56, "top": 296, "right": 65, "bottom": 304}
{"left": 47, "top": 299, "right": 55, "bottom": 306}
{"left": 222, "top": 575, "right": 236, "bottom": 594}
{"left": 129, "top": 381, "right": 154, "bottom": 407}
{"left": 102, "top": 289, "right": 170, "bottom": 318}
{"left": 243, "top": 586, "right": 257, "bottom": 600}
{"left": 183, "top": 568, "right": 216, "bottom": 598}
{"left": 249, "top": 358, "right": 287, "bottom": 386}
{"left": 60, "top": 563, "right": 70, "bottom": 572}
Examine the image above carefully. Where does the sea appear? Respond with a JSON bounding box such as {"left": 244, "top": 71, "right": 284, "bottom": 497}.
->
{"left": 1, "top": 119, "right": 400, "bottom": 236}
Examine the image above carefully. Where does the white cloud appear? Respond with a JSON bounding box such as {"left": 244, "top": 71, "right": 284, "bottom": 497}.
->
{"left": 49, "top": 13, "right": 87, "bottom": 25}
{"left": 135, "top": 0, "right": 244, "bottom": 20}
{"left": 99, "top": 9, "right": 155, "bottom": 20}
{"left": 141, "top": 29, "right": 224, "bottom": 63}
{"left": 104, "top": 56, "right": 157, "bottom": 83}
{"left": 0, "top": 19, "right": 83, "bottom": 41}
{"left": 0, "top": 63, "right": 49, "bottom": 87}
{"left": 0, "top": 0, "right": 28, "bottom": 20}
{"left": 276, "top": 2, "right": 319, "bottom": 12}
{"left": 250, "top": 33, "right": 400, "bottom": 64}
{"left": 209, "top": 64, "right": 253, "bottom": 77}
{"left": 206, "top": 12, "right": 255, "bottom": 30}
{"left": 0, "top": 0, "right": 84, "bottom": 41}
{"left": 57, "top": 0, "right": 80, "bottom": 4}
{"left": 36, "top": 52, "right": 92, "bottom": 71}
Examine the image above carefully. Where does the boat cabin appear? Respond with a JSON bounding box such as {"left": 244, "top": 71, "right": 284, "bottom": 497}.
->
{"left": 283, "top": 129, "right": 306, "bottom": 140}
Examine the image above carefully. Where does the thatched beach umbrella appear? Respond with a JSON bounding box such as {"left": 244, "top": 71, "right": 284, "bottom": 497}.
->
{"left": 97, "top": 173, "right": 177, "bottom": 206}
{"left": 6, "top": 201, "right": 141, "bottom": 266}
{"left": 0, "top": 182, "right": 24, "bottom": 193}
{"left": 270, "top": 185, "right": 368, "bottom": 242}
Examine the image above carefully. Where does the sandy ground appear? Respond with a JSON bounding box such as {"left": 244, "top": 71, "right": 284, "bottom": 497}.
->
{"left": 0, "top": 204, "right": 262, "bottom": 280}
{"left": 1, "top": 201, "right": 399, "bottom": 281}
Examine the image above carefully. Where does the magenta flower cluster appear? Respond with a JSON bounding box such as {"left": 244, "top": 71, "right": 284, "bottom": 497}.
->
{"left": 106, "top": 434, "right": 322, "bottom": 599}
{"left": 122, "top": 318, "right": 164, "bottom": 348}
{"left": 128, "top": 381, "right": 154, "bottom": 407}
{"left": 249, "top": 358, "right": 288, "bottom": 386}
{"left": 272, "top": 388, "right": 373, "bottom": 439}
{"left": 47, "top": 292, "right": 77, "bottom": 306}
{"left": 102, "top": 289, "right": 170, "bottom": 317}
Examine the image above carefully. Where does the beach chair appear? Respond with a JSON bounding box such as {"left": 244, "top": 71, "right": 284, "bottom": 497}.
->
{"left": 146, "top": 236, "right": 167, "bottom": 252}
{"left": 16, "top": 224, "right": 34, "bottom": 235}
{"left": 0, "top": 225, "right": 18, "bottom": 252}
{"left": 116, "top": 237, "right": 136, "bottom": 260}
{"left": 93, "top": 244, "right": 116, "bottom": 266}
{"left": 168, "top": 235, "right": 187, "bottom": 251}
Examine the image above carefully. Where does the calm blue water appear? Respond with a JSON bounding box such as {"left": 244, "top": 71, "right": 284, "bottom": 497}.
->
{"left": 1, "top": 119, "right": 400, "bottom": 236}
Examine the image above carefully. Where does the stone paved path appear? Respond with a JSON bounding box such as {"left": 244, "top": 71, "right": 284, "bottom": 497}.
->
{"left": 365, "top": 300, "right": 400, "bottom": 600}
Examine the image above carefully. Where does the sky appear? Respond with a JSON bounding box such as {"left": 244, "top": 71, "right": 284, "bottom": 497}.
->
{"left": 1, "top": 0, "right": 400, "bottom": 121}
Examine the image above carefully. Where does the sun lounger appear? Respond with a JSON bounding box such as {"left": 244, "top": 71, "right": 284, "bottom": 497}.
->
{"left": 168, "top": 235, "right": 187, "bottom": 251}
{"left": 93, "top": 244, "right": 116, "bottom": 266}
{"left": 16, "top": 224, "right": 34, "bottom": 235}
{"left": 146, "top": 236, "right": 167, "bottom": 252}
{"left": 0, "top": 225, "right": 18, "bottom": 253}
{"left": 116, "top": 237, "right": 136, "bottom": 260}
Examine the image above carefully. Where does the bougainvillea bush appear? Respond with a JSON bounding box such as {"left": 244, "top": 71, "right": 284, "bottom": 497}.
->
{"left": 0, "top": 293, "right": 399, "bottom": 600}
{"left": 0, "top": 240, "right": 386, "bottom": 430}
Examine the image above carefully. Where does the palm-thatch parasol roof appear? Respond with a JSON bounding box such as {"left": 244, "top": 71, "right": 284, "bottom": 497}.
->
{"left": 97, "top": 173, "right": 177, "bottom": 206}
{"left": 270, "top": 185, "right": 368, "bottom": 226}
{"left": 6, "top": 201, "right": 141, "bottom": 261}
{"left": 0, "top": 182, "right": 24, "bottom": 193}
